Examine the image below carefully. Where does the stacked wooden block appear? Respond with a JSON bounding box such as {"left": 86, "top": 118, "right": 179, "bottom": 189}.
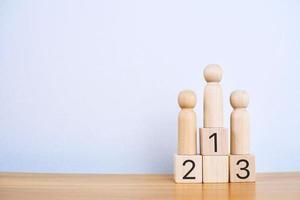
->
{"left": 174, "top": 64, "right": 255, "bottom": 183}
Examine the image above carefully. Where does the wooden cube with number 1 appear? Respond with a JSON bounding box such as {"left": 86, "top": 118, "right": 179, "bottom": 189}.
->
{"left": 200, "top": 127, "right": 229, "bottom": 155}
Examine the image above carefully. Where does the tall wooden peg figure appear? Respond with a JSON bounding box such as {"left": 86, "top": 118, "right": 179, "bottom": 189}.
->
{"left": 200, "top": 65, "right": 228, "bottom": 156}
{"left": 203, "top": 64, "right": 223, "bottom": 128}
{"left": 229, "top": 90, "right": 256, "bottom": 182}
{"left": 201, "top": 65, "right": 229, "bottom": 183}
{"left": 174, "top": 90, "right": 202, "bottom": 183}
{"left": 178, "top": 90, "right": 197, "bottom": 155}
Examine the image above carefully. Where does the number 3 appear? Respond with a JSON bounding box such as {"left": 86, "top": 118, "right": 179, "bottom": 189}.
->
{"left": 236, "top": 159, "right": 250, "bottom": 179}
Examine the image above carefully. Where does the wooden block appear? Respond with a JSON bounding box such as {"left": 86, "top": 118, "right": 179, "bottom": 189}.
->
{"left": 230, "top": 90, "right": 250, "bottom": 154}
{"left": 200, "top": 128, "right": 229, "bottom": 155}
{"left": 230, "top": 154, "right": 256, "bottom": 182}
{"left": 174, "top": 154, "right": 202, "bottom": 183}
{"left": 177, "top": 90, "right": 197, "bottom": 155}
{"left": 203, "top": 156, "right": 229, "bottom": 183}
{"left": 203, "top": 64, "right": 224, "bottom": 128}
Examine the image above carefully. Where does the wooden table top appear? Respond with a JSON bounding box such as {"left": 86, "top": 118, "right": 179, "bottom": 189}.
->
{"left": 0, "top": 172, "right": 299, "bottom": 200}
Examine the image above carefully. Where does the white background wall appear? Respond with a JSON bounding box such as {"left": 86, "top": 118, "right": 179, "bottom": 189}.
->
{"left": 0, "top": 0, "right": 300, "bottom": 173}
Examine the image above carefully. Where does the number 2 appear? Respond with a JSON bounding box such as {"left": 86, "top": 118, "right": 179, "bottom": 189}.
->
{"left": 236, "top": 159, "right": 250, "bottom": 179}
{"left": 182, "top": 160, "right": 196, "bottom": 179}
{"left": 209, "top": 132, "right": 217, "bottom": 152}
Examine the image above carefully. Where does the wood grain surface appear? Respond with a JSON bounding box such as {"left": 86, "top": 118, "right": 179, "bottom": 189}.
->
{"left": 0, "top": 172, "right": 299, "bottom": 200}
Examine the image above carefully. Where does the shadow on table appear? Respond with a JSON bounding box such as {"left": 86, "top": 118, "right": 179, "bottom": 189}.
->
{"left": 174, "top": 182, "right": 256, "bottom": 200}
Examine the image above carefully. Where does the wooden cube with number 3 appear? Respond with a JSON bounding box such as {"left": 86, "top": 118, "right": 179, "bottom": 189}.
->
{"left": 230, "top": 154, "right": 256, "bottom": 182}
{"left": 200, "top": 128, "right": 229, "bottom": 155}
{"left": 174, "top": 154, "right": 202, "bottom": 183}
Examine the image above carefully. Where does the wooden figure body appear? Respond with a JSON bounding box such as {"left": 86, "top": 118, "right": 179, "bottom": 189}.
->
{"left": 230, "top": 90, "right": 250, "bottom": 154}
{"left": 178, "top": 90, "right": 197, "bottom": 155}
{"left": 203, "top": 64, "right": 224, "bottom": 128}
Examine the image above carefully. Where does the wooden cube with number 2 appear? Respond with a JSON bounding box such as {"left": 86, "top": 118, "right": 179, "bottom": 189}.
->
{"left": 174, "top": 155, "right": 202, "bottom": 183}
{"left": 200, "top": 128, "right": 229, "bottom": 155}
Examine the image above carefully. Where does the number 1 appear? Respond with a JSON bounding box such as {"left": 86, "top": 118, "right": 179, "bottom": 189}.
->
{"left": 209, "top": 132, "right": 217, "bottom": 152}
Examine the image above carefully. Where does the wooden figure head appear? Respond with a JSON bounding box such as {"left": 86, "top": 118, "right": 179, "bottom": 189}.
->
{"left": 230, "top": 90, "right": 249, "bottom": 109}
{"left": 178, "top": 90, "right": 197, "bottom": 109}
{"left": 203, "top": 64, "right": 223, "bottom": 83}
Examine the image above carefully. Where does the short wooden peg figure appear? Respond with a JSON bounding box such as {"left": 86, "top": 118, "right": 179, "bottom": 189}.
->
{"left": 178, "top": 90, "right": 197, "bottom": 155}
{"left": 230, "top": 90, "right": 250, "bottom": 154}
{"left": 229, "top": 90, "right": 255, "bottom": 182}
{"left": 203, "top": 64, "right": 224, "bottom": 128}
{"left": 175, "top": 90, "right": 202, "bottom": 183}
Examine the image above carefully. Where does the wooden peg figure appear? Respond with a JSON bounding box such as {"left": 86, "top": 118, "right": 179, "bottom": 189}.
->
{"left": 178, "top": 90, "right": 197, "bottom": 155}
{"left": 203, "top": 64, "right": 224, "bottom": 128}
{"left": 230, "top": 90, "right": 250, "bottom": 154}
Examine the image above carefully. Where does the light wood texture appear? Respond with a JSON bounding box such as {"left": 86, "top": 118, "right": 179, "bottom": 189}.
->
{"left": 174, "top": 154, "right": 202, "bottom": 183}
{"left": 230, "top": 154, "right": 256, "bottom": 182}
{"left": 0, "top": 172, "right": 300, "bottom": 200}
{"left": 230, "top": 90, "right": 250, "bottom": 154}
{"left": 200, "top": 128, "right": 229, "bottom": 155}
{"left": 203, "top": 64, "right": 224, "bottom": 128}
{"left": 202, "top": 155, "right": 229, "bottom": 183}
{"left": 178, "top": 90, "right": 197, "bottom": 155}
